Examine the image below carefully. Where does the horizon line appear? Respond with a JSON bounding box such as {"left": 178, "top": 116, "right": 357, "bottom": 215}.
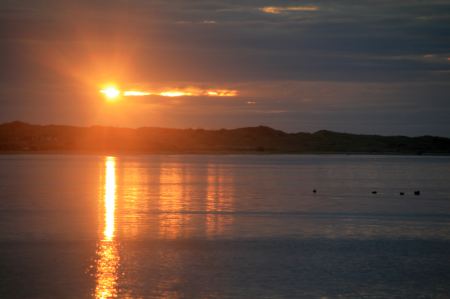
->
{"left": 1, "top": 120, "right": 449, "bottom": 139}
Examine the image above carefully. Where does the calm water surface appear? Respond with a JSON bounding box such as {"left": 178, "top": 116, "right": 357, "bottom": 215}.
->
{"left": 0, "top": 155, "right": 449, "bottom": 298}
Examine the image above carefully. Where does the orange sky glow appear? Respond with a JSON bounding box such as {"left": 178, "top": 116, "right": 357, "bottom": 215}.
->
{"left": 2, "top": 1, "right": 448, "bottom": 136}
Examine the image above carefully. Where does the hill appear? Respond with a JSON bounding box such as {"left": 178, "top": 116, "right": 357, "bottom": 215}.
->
{"left": 1, "top": 121, "right": 449, "bottom": 154}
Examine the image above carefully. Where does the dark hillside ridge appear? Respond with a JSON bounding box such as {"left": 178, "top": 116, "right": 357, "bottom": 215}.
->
{"left": 1, "top": 121, "right": 449, "bottom": 154}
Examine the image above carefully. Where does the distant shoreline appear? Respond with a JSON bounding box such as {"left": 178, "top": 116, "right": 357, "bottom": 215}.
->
{"left": 1, "top": 150, "right": 450, "bottom": 156}
{"left": 1, "top": 121, "right": 450, "bottom": 155}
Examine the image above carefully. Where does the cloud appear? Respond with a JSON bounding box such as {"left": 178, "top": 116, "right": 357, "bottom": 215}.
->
{"left": 260, "top": 6, "right": 320, "bottom": 14}
{"left": 107, "top": 86, "right": 238, "bottom": 98}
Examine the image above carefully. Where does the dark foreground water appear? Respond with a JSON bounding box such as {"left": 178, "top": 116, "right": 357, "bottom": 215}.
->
{"left": 0, "top": 155, "right": 449, "bottom": 298}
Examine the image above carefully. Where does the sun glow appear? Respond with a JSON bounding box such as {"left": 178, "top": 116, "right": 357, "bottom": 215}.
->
{"left": 100, "top": 86, "right": 121, "bottom": 101}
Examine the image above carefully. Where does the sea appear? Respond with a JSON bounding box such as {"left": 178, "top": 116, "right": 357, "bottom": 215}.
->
{"left": 0, "top": 154, "right": 449, "bottom": 298}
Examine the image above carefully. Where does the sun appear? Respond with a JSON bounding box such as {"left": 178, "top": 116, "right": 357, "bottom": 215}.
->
{"left": 100, "top": 86, "right": 121, "bottom": 101}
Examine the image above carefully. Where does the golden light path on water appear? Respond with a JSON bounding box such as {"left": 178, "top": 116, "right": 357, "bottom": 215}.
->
{"left": 95, "top": 156, "right": 119, "bottom": 299}
{"left": 90, "top": 156, "right": 235, "bottom": 297}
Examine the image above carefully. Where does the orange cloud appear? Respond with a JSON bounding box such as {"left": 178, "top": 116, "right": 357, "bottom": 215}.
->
{"left": 260, "top": 6, "right": 319, "bottom": 14}
{"left": 123, "top": 91, "right": 152, "bottom": 96}
{"left": 102, "top": 86, "right": 239, "bottom": 98}
{"left": 157, "top": 87, "right": 238, "bottom": 97}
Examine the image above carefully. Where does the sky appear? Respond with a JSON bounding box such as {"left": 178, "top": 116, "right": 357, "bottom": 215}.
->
{"left": 0, "top": 0, "right": 449, "bottom": 136}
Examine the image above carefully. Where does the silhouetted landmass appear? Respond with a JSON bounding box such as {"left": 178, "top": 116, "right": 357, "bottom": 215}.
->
{"left": 1, "top": 121, "right": 450, "bottom": 154}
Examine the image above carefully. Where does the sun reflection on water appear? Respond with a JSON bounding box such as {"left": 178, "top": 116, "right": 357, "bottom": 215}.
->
{"left": 90, "top": 157, "right": 236, "bottom": 297}
{"left": 206, "top": 165, "right": 234, "bottom": 238}
{"left": 158, "top": 165, "right": 188, "bottom": 239}
{"left": 95, "top": 156, "right": 119, "bottom": 299}
{"left": 103, "top": 157, "right": 117, "bottom": 241}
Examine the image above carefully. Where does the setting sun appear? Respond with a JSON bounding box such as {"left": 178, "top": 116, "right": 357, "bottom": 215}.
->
{"left": 100, "top": 86, "right": 121, "bottom": 101}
